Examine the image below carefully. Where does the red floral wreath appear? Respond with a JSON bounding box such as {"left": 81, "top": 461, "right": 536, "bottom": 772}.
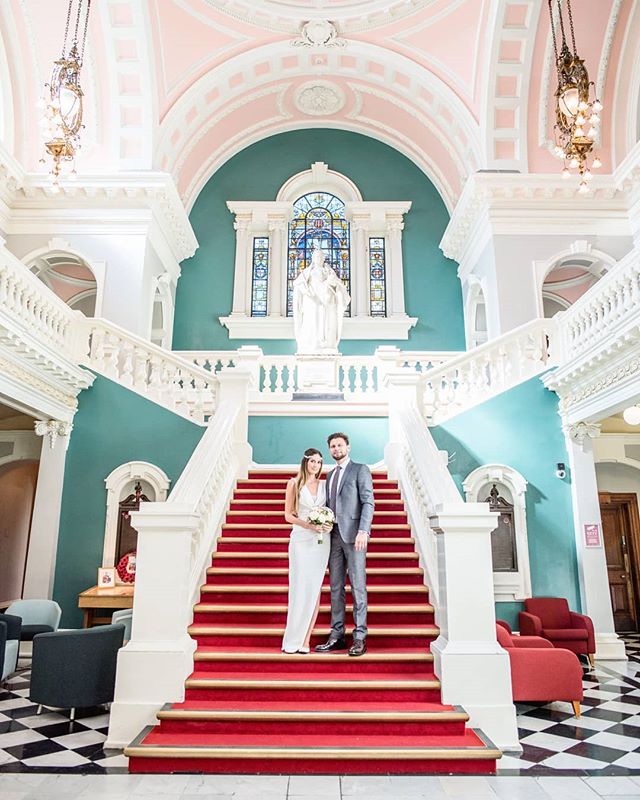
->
{"left": 116, "top": 551, "right": 137, "bottom": 584}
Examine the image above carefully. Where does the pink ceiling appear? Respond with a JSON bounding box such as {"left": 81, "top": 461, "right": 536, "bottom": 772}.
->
{"left": 0, "top": 0, "right": 637, "bottom": 207}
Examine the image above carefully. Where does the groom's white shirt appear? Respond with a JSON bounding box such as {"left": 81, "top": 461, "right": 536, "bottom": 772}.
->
{"left": 329, "top": 457, "right": 350, "bottom": 498}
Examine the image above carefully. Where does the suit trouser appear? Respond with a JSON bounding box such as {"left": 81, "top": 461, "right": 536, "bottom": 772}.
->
{"left": 329, "top": 526, "right": 368, "bottom": 640}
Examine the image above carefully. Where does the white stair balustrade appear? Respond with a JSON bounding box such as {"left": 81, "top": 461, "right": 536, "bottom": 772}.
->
{"left": 106, "top": 371, "right": 253, "bottom": 748}
{"left": 419, "top": 318, "right": 556, "bottom": 424}
{"left": 560, "top": 249, "right": 640, "bottom": 362}
{"left": 79, "top": 319, "right": 219, "bottom": 425}
{"left": 175, "top": 350, "right": 238, "bottom": 373}
{"left": 384, "top": 372, "right": 518, "bottom": 751}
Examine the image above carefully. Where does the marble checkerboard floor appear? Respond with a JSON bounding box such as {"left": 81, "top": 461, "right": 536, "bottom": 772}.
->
{"left": 2, "top": 636, "right": 640, "bottom": 779}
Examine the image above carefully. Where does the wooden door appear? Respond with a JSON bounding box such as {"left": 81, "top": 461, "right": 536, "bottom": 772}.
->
{"left": 599, "top": 493, "right": 640, "bottom": 632}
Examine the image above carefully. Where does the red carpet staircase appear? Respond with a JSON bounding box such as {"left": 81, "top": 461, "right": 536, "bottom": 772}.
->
{"left": 126, "top": 470, "right": 501, "bottom": 774}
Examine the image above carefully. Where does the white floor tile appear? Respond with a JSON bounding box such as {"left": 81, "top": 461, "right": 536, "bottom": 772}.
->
{"left": 288, "top": 775, "right": 340, "bottom": 797}
{"left": 20, "top": 749, "right": 90, "bottom": 768}
{"left": 536, "top": 776, "right": 604, "bottom": 798}
{"left": 439, "top": 776, "right": 498, "bottom": 797}
{"left": 519, "top": 732, "right": 580, "bottom": 753}
{"left": 76, "top": 713, "right": 110, "bottom": 729}
{"left": 0, "top": 728, "right": 44, "bottom": 748}
{"left": 341, "top": 776, "right": 394, "bottom": 795}
{"left": 16, "top": 712, "right": 70, "bottom": 728}
{"left": 497, "top": 754, "right": 537, "bottom": 770}
{"left": 0, "top": 698, "right": 32, "bottom": 711}
{"left": 487, "top": 777, "right": 551, "bottom": 799}
{"left": 612, "top": 752, "right": 640, "bottom": 769}
{"left": 51, "top": 729, "right": 106, "bottom": 748}
{"left": 558, "top": 715, "right": 614, "bottom": 731}
{"left": 584, "top": 776, "right": 640, "bottom": 795}
{"left": 596, "top": 700, "right": 640, "bottom": 714}
{"left": 90, "top": 752, "right": 129, "bottom": 768}
{"left": 582, "top": 730, "right": 640, "bottom": 750}
{"left": 538, "top": 753, "right": 610, "bottom": 771}
{"left": 518, "top": 717, "right": 558, "bottom": 732}
{"left": 76, "top": 773, "right": 141, "bottom": 795}
{"left": 0, "top": 749, "right": 19, "bottom": 765}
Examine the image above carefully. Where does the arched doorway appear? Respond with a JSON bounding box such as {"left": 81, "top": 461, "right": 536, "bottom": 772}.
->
{"left": 541, "top": 255, "right": 608, "bottom": 318}
{"left": 0, "top": 460, "right": 39, "bottom": 605}
{"left": 28, "top": 251, "right": 99, "bottom": 317}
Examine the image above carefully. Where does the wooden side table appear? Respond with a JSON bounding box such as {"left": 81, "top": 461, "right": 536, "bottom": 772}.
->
{"left": 78, "top": 585, "right": 134, "bottom": 628}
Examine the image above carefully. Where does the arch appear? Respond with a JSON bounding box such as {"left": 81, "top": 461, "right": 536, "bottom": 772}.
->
{"left": 464, "top": 280, "right": 489, "bottom": 349}
{"left": 156, "top": 40, "right": 482, "bottom": 213}
{"left": 277, "top": 162, "right": 363, "bottom": 205}
{"left": 102, "top": 461, "right": 171, "bottom": 567}
{"left": 533, "top": 242, "right": 616, "bottom": 317}
{"left": 150, "top": 274, "right": 174, "bottom": 349}
{"left": 463, "top": 463, "right": 531, "bottom": 602}
{"left": 23, "top": 242, "right": 105, "bottom": 319}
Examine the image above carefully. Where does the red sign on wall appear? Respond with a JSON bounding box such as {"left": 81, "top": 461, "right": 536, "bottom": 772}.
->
{"left": 584, "top": 523, "right": 602, "bottom": 548}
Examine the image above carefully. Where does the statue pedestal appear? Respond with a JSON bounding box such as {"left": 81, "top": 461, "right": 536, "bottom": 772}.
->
{"left": 293, "top": 354, "right": 343, "bottom": 400}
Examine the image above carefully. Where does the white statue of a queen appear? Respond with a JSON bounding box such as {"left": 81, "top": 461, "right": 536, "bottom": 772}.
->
{"left": 292, "top": 246, "right": 351, "bottom": 354}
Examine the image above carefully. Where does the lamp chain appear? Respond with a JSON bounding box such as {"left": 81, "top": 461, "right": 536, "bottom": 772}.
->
{"left": 79, "top": 0, "right": 91, "bottom": 64}
{"left": 566, "top": 0, "right": 577, "bottom": 55}
{"left": 61, "top": 0, "right": 73, "bottom": 57}
{"left": 547, "top": 0, "right": 559, "bottom": 60}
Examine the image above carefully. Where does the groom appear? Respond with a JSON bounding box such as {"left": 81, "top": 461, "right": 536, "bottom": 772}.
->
{"left": 315, "top": 432, "right": 374, "bottom": 656}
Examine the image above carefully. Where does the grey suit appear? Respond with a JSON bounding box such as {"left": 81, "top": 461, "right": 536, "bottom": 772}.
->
{"left": 326, "top": 460, "right": 374, "bottom": 640}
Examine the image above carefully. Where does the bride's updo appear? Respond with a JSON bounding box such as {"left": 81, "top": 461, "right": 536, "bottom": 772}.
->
{"left": 292, "top": 448, "right": 323, "bottom": 514}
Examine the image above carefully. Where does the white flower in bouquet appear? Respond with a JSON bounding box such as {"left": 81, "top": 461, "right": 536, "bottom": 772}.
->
{"left": 307, "top": 506, "right": 335, "bottom": 544}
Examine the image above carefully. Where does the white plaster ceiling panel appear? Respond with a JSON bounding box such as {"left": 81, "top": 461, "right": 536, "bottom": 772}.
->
{"left": 202, "top": 0, "right": 438, "bottom": 33}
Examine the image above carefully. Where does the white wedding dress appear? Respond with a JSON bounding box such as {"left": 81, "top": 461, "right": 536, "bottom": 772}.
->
{"left": 281, "top": 482, "right": 330, "bottom": 654}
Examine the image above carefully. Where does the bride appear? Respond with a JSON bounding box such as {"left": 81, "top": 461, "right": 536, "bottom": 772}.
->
{"left": 281, "top": 448, "right": 331, "bottom": 654}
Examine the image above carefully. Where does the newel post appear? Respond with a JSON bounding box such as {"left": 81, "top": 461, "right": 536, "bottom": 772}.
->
{"left": 216, "top": 366, "right": 254, "bottom": 477}
{"left": 430, "top": 504, "right": 519, "bottom": 751}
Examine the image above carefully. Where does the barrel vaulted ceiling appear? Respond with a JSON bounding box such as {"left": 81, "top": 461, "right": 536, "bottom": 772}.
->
{"left": 0, "top": 0, "right": 637, "bottom": 211}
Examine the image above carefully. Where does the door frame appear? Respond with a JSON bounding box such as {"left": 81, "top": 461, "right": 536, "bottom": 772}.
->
{"left": 599, "top": 491, "right": 640, "bottom": 632}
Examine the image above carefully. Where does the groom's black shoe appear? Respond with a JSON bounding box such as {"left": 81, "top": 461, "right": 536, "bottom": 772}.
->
{"left": 349, "top": 639, "right": 367, "bottom": 657}
{"left": 314, "top": 637, "right": 347, "bottom": 652}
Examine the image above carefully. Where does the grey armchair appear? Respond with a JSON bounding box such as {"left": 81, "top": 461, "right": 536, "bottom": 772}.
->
{"left": 5, "top": 599, "right": 61, "bottom": 641}
{"left": 0, "top": 613, "right": 21, "bottom": 682}
{"left": 29, "top": 624, "right": 125, "bottom": 718}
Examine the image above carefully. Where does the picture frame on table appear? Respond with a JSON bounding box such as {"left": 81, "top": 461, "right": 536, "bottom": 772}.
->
{"left": 97, "top": 567, "right": 116, "bottom": 588}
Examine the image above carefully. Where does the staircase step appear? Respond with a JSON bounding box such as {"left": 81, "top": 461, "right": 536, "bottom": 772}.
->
{"left": 155, "top": 700, "right": 468, "bottom": 736}
{"left": 192, "top": 648, "right": 434, "bottom": 673}
{"left": 209, "top": 553, "right": 419, "bottom": 569}
{"left": 192, "top": 603, "right": 434, "bottom": 626}
{"left": 199, "top": 584, "right": 430, "bottom": 604}
{"left": 220, "top": 525, "right": 412, "bottom": 539}
{"left": 234, "top": 488, "right": 402, "bottom": 499}
{"left": 230, "top": 499, "right": 406, "bottom": 509}
{"left": 205, "top": 566, "right": 425, "bottom": 586}
{"left": 216, "top": 536, "right": 416, "bottom": 553}
{"left": 126, "top": 727, "right": 500, "bottom": 775}
{"left": 183, "top": 671, "right": 441, "bottom": 702}
{"left": 225, "top": 512, "right": 408, "bottom": 524}
{"left": 187, "top": 624, "right": 438, "bottom": 649}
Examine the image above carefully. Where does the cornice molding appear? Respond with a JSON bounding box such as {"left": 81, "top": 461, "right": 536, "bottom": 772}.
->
{"left": 440, "top": 173, "right": 631, "bottom": 264}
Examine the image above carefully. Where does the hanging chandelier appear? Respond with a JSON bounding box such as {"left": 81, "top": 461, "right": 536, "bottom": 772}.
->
{"left": 548, "top": 0, "right": 602, "bottom": 193}
{"left": 39, "top": 0, "right": 92, "bottom": 191}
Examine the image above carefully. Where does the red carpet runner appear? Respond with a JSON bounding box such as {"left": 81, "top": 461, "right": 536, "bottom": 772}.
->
{"left": 126, "top": 470, "right": 500, "bottom": 773}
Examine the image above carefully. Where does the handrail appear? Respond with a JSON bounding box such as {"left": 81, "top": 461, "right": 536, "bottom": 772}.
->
{"left": 79, "top": 318, "right": 219, "bottom": 425}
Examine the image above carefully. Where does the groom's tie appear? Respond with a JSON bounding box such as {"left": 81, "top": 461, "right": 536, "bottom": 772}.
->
{"left": 329, "top": 465, "right": 341, "bottom": 514}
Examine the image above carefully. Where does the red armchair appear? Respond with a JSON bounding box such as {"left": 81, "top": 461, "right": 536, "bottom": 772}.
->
{"left": 496, "top": 623, "right": 583, "bottom": 715}
{"left": 519, "top": 598, "right": 595, "bottom": 667}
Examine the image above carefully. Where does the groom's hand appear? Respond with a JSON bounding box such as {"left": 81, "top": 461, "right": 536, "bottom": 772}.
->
{"left": 355, "top": 531, "right": 369, "bottom": 552}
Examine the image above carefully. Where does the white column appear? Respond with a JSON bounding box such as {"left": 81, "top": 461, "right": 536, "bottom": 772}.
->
{"left": 564, "top": 423, "right": 627, "bottom": 661}
{"left": 231, "top": 215, "right": 251, "bottom": 316}
{"left": 429, "top": 506, "right": 519, "bottom": 751}
{"left": 22, "top": 420, "right": 72, "bottom": 599}
{"left": 268, "top": 219, "right": 287, "bottom": 317}
{"left": 386, "top": 217, "right": 406, "bottom": 317}
{"left": 216, "top": 369, "right": 253, "bottom": 476}
{"left": 106, "top": 507, "right": 199, "bottom": 748}
{"left": 352, "top": 220, "right": 369, "bottom": 318}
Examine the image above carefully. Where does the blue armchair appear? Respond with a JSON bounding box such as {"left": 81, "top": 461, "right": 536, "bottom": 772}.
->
{"left": 5, "top": 600, "right": 61, "bottom": 641}
{"left": 0, "top": 613, "right": 21, "bottom": 682}
{"left": 29, "top": 624, "right": 124, "bottom": 718}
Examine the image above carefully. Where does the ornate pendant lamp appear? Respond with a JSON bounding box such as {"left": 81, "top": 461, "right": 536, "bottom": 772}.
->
{"left": 39, "top": 0, "right": 91, "bottom": 192}
{"left": 548, "top": 0, "right": 602, "bottom": 193}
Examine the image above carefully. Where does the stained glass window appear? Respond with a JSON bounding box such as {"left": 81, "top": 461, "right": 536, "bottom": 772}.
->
{"left": 287, "top": 192, "right": 350, "bottom": 316}
{"left": 250, "top": 236, "right": 269, "bottom": 317}
{"left": 369, "top": 237, "right": 387, "bottom": 317}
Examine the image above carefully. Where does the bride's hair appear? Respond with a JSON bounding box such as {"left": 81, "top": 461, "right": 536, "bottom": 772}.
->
{"left": 292, "top": 448, "right": 323, "bottom": 514}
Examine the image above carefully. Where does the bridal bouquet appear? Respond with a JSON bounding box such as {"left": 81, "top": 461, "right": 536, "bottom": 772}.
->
{"left": 307, "top": 506, "right": 335, "bottom": 544}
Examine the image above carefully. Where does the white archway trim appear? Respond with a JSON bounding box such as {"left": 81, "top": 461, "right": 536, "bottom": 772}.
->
{"left": 463, "top": 463, "right": 531, "bottom": 602}
{"left": 277, "top": 161, "right": 362, "bottom": 204}
{"left": 464, "top": 277, "right": 489, "bottom": 350}
{"left": 533, "top": 241, "right": 617, "bottom": 317}
{"left": 102, "top": 461, "right": 170, "bottom": 568}
{"left": 22, "top": 240, "right": 106, "bottom": 320}
{"left": 594, "top": 433, "right": 640, "bottom": 475}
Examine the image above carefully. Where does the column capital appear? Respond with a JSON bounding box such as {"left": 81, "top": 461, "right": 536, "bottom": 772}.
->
{"left": 564, "top": 421, "right": 601, "bottom": 449}
{"left": 34, "top": 419, "right": 73, "bottom": 450}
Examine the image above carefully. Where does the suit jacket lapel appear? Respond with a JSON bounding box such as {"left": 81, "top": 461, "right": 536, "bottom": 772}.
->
{"left": 337, "top": 460, "right": 355, "bottom": 496}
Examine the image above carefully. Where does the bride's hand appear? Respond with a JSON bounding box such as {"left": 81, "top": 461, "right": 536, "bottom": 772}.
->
{"left": 312, "top": 524, "right": 324, "bottom": 533}
{"left": 321, "top": 522, "right": 332, "bottom": 532}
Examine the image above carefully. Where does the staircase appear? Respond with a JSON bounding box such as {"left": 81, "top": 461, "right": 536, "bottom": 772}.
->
{"left": 125, "top": 469, "right": 501, "bottom": 774}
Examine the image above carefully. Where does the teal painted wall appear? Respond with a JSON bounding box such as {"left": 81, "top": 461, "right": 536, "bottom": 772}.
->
{"left": 432, "top": 377, "right": 578, "bottom": 630}
{"left": 53, "top": 376, "right": 204, "bottom": 627}
{"left": 248, "top": 417, "right": 389, "bottom": 465}
{"left": 173, "top": 129, "right": 464, "bottom": 355}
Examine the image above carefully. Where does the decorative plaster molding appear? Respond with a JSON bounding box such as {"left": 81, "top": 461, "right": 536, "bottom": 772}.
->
{"left": 34, "top": 419, "right": 73, "bottom": 450}
{"left": 292, "top": 20, "right": 346, "bottom": 48}
{"left": 565, "top": 422, "right": 602, "bottom": 447}
{"left": 294, "top": 81, "right": 346, "bottom": 116}
{"left": 220, "top": 315, "right": 418, "bottom": 340}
